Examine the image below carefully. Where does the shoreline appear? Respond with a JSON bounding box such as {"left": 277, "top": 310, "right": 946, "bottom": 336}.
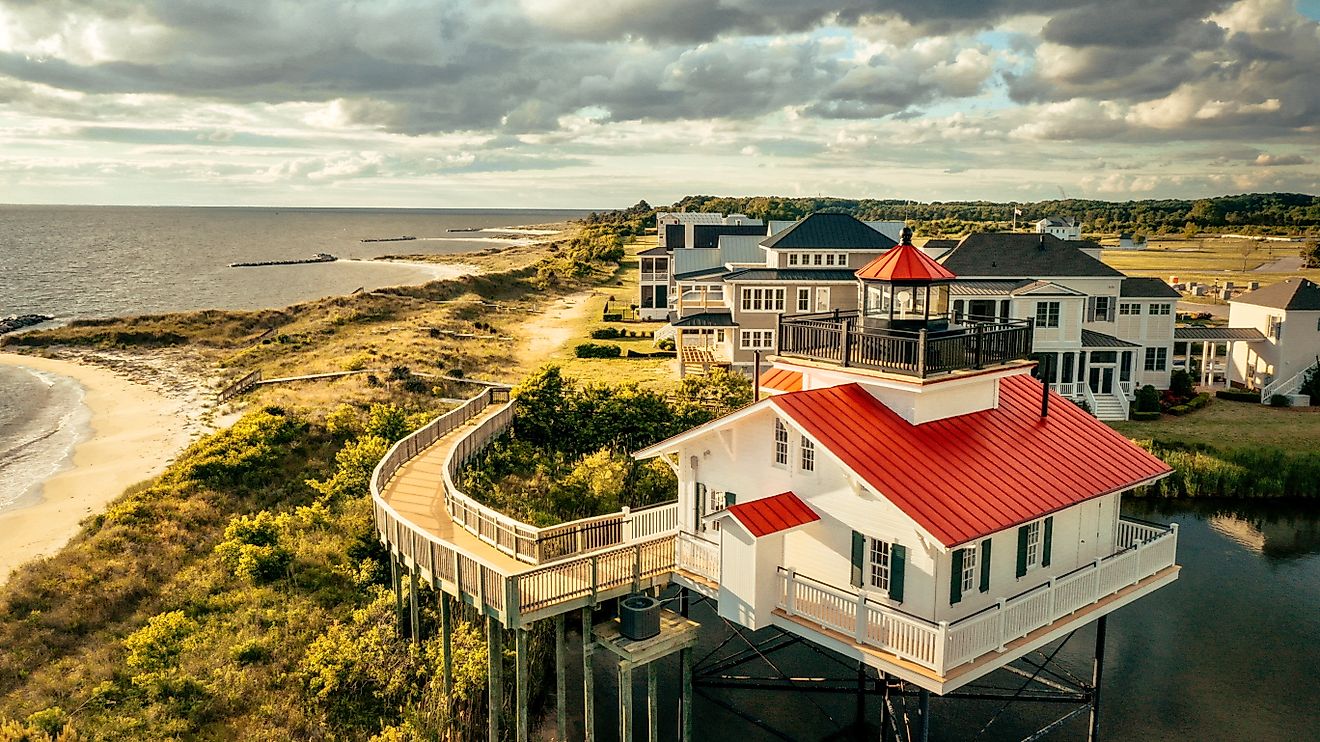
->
{"left": 0, "top": 353, "right": 196, "bottom": 585}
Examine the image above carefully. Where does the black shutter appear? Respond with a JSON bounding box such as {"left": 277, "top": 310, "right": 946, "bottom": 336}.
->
{"left": 890, "top": 545, "right": 906, "bottom": 603}
{"left": 1016, "top": 526, "right": 1029, "bottom": 578}
{"left": 850, "top": 531, "right": 865, "bottom": 588}
{"left": 979, "top": 539, "right": 992, "bottom": 593}
{"left": 725, "top": 492, "right": 737, "bottom": 507}
{"left": 1042, "top": 517, "right": 1054, "bottom": 568}
{"left": 950, "top": 549, "right": 964, "bottom": 605}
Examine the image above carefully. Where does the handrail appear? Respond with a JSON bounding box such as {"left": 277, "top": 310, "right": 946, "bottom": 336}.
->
{"left": 1082, "top": 383, "right": 1099, "bottom": 416}
{"left": 1261, "top": 360, "right": 1317, "bottom": 402}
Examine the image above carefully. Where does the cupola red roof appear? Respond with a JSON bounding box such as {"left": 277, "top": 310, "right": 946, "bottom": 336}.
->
{"left": 855, "top": 232, "right": 957, "bottom": 283}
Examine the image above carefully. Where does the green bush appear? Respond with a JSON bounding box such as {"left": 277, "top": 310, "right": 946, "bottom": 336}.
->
{"left": 1269, "top": 393, "right": 1292, "bottom": 407}
{"left": 1129, "top": 410, "right": 1161, "bottom": 421}
{"left": 601, "top": 313, "right": 623, "bottom": 322}
{"left": 1169, "top": 370, "right": 1196, "bottom": 399}
{"left": 1168, "top": 404, "right": 1192, "bottom": 416}
{"left": 573, "top": 343, "right": 621, "bottom": 358}
{"left": 590, "top": 327, "right": 622, "bottom": 339}
{"left": 1135, "top": 385, "right": 1161, "bottom": 413}
{"left": 1217, "top": 388, "right": 1261, "bottom": 403}
{"left": 657, "top": 338, "right": 675, "bottom": 351}
{"left": 214, "top": 511, "right": 292, "bottom": 583}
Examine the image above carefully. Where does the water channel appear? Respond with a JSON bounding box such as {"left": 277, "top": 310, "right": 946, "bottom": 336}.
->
{"left": 559, "top": 499, "right": 1320, "bottom": 741}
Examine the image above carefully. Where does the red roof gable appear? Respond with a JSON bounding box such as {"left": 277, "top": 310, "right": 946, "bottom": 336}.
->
{"left": 759, "top": 367, "right": 803, "bottom": 393}
{"left": 727, "top": 491, "right": 820, "bottom": 537}
{"left": 855, "top": 243, "right": 957, "bottom": 282}
{"left": 770, "top": 376, "right": 1171, "bottom": 547}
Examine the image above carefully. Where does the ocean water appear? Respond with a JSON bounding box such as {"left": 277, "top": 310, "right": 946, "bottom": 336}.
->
{"left": 0, "top": 205, "right": 589, "bottom": 514}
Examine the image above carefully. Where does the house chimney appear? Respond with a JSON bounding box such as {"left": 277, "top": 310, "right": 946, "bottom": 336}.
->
{"left": 1040, "top": 354, "right": 1051, "bottom": 418}
{"left": 1038, "top": 234, "right": 1046, "bottom": 250}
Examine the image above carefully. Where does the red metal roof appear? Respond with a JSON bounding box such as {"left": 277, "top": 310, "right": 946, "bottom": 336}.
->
{"left": 855, "top": 243, "right": 957, "bottom": 282}
{"left": 770, "top": 375, "right": 1171, "bottom": 547}
{"left": 759, "top": 367, "right": 803, "bottom": 393}
{"left": 727, "top": 491, "right": 820, "bottom": 537}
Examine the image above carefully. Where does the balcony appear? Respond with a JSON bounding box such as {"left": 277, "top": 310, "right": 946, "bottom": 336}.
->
{"left": 777, "top": 310, "right": 1033, "bottom": 378}
{"left": 774, "top": 518, "right": 1178, "bottom": 684}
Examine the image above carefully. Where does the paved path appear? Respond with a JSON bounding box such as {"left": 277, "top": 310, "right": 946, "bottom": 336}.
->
{"left": 1254, "top": 255, "right": 1304, "bottom": 273}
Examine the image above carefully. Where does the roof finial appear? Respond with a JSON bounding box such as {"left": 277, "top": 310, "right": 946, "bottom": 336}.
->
{"left": 899, "top": 226, "right": 913, "bottom": 246}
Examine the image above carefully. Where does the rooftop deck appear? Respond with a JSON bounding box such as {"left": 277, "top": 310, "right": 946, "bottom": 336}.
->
{"left": 777, "top": 310, "right": 1033, "bottom": 378}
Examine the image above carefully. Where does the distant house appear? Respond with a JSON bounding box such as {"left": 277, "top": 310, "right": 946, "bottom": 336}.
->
{"left": 639, "top": 212, "right": 767, "bottom": 320}
{"left": 1034, "top": 216, "right": 1081, "bottom": 241}
{"left": 1227, "top": 277, "right": 1320, "bottom": 400}
{"left": 1117, "top": 233, "right": 1147, "bottom": 250}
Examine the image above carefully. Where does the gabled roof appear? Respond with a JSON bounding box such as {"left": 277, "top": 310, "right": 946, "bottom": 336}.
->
{"left": 658, "top": 212, "right": 727, "bottom": 224}
{"left": 1120, "top": 278, "right": 1181, "bottom": 299}
{"left": 637, "top": 245, "right": 670, "bottom": 257}
{"left": 759, "top": 367, "right": 803, "bottom": 393}
{"left": 1080, "top": 329, "right": 1140, "bottom": 349}
{"left": 856, "top": 241, "right": 957, "bottom": 282}
{"left": 722, "top": 268, "right": 857, "bottom": 283}
{"left": 671, "top": 311, "right": 736, "bottom": 328}
{"left": 940, "top": 233, "right": 1123, "bottom": 278}
{"left": 1232, "top": 277, "right": 1320, "bottom": 310}
{"left": 725, "top": 491, "right": 820, "bottom": 537}
{"left": 1036, "top": 216, "right": 1078, "bottom": 228}
{"left": 769, "top": 376, "right": 1170, "bottom": 547}
{"left": 1013, "top": 280, "right": 1085, "bottom": 297}
{"left": 761, "top": 213, "right": 899, "bottom": 251}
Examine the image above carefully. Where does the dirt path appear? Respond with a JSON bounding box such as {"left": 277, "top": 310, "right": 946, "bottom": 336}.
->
{"left": 1254, "top": 255, "right": 1304, "bottom": 273}
{"left": 516, "top": 289, "right": 598, "bottom": 368}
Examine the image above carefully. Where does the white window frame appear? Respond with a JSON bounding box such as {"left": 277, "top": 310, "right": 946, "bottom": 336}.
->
{"left": 788, "top": 253, "right": 800, "bottom": 266}
{"left": 1024, "top": 521, "right": 1042, "bottom": 570}
{"left": 815, "top": 287, "right": 830, "bottom": 312}
{"left": 1151, "top": 303, "right": 1171, "bottom": 316}
{"left": 797, "top": 287, "right": 811, "bottom": 313}
{"left": 960, "top": 546, "right": 978, "bottom": 594}
{"left": 773, "top": 417, "right": 789, "bottom": 467}
{"left": 1144, "top": 347, "right": 1168, "bottom": 371}
{"left": 740, "top": 287, "right": 785, "bottom": 313}
{"left": 1035, "top": 301, "right": 1061, "bottom": 328}
{"left": 825, "top": 253, "right": 837, "bottom": 266}
{"left": 1119, "top": 303, "right": 1140, "bottom": 316}
{"left": 812, "top": 253, "right": 824, "bottom": 266}
{"left": 868, "top": 537, "right": 891, "bottom": 592}
{"left": 837, "top": 253, "right": 848, "bottom": 266}
{"left": 739, "top": 329, "right": 775, "bottom": 350}
{"left": 800, "top": 436, "right": 814, "bottom": 472}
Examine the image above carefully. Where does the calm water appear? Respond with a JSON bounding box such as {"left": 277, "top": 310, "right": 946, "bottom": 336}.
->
{"left": 0, "top": 205, "right": 588, "bottom": 319}
{"left": 570, "top": 500, "right": 1320, "bottom": 741}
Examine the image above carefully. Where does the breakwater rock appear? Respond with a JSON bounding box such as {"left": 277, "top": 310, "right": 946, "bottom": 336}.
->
{"left": 0, "top": 314, "right": 54, "bottom": 335}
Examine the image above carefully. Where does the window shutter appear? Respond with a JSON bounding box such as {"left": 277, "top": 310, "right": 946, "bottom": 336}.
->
{"left": 890, "top": 544, "right": 906, "bottom": 603}
{"left": 950, "top": 549, "right": 964, "bottom": 605}
{"left": 1086, "top": 296, "right": 1097, "bottom": 322}
{"left": 725, "top": 492, "right": 737, "bottom": 507}
{"left": 1016, "top": 526, "right": 1029, "bottom": 578}
{"left": 850, "top": 531, "right": 865, "bottom": 588}
{"left": 979, "top": 539, "right": 992, "bottom": 593}
{"left": 1042, "top": 517, "right": 1054, "bottom": 567}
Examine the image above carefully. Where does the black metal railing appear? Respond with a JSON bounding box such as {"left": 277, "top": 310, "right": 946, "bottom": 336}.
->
{"left": 777, "top": 310, "right": 1033, "bottom": 378}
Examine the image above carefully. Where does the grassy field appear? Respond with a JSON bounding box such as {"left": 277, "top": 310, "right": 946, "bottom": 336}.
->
{"left": 1101, "top": 236, "right": 1320, "bottom": 288}
{"left": 1111, "top": 397, "right": 1320, "bottom": 453}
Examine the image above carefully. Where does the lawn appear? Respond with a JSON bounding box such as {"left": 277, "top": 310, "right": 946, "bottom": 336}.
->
{"left": 1110, "top": 397, "right": 1320, "bottom": 454}
{"left": 1101, "top": 236, "right": 1320, "bottom": 288}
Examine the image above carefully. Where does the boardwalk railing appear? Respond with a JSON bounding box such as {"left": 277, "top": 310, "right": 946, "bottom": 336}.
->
{"left": 371, "top": 387, "right": 681, "bottom": 627}
{"left": 676, "top": 532, "right": 720, "bottom": 583}
{"left": 217, "top": 369, "right": 262, "bottom": 402}
{"left": 778, "top": 518, "right": 1177, "bottom": 676}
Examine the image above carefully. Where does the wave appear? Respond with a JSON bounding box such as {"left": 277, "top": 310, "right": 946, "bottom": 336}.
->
{"left": 0, "top": 366, "right": 90, "bottom": 512}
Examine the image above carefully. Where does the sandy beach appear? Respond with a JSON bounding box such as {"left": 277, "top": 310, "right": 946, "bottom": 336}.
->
{"left": 0, "top": 353, "right": 195, "bottom": 584}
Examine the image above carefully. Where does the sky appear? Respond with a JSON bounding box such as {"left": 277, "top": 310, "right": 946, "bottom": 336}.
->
{"left": 0, "top": 0, "right": 1318, "bottom": 208}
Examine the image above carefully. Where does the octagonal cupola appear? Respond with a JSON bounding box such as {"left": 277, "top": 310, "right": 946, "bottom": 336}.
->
{"left": 855, "top": 227, "right": 957, "bottom": 332}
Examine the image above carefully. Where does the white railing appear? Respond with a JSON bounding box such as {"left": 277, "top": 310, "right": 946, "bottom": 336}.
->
{"left": 1116, "top": 387, "right": 1131, "bottom": 419}
{"left": 676, "top": 532, "right": 720, "bottom": 583}
{"left": 1261, "top": 361, "right": 1317, "bottom": 403}
{"left": 1082, "top": 383, "right": 1099, "bottom": 416}
{"left": 640, "top": 271, "right": 667, "bottom": 283}
{"left": 777, "top": 518, "right": 1178, "bottom": 676}
{"left": 1118, "top": 380, "right": 1135, "bottom": 400}
{"left": 1056, "top": 381, "right": 1080, "bottom": 398}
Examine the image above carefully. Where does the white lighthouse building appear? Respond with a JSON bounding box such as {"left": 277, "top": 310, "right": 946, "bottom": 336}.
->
{"left": 635, "top": 229, "right": 1180, "bottom": 697}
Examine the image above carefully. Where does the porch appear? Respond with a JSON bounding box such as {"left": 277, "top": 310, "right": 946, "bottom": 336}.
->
{"left": 777, "top": 310, "right": 1033, "bottom": 379}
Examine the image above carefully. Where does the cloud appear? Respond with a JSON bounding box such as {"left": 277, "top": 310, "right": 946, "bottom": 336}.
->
{"left": 1251, "top": 152, "right": 1313, "bottom": 166}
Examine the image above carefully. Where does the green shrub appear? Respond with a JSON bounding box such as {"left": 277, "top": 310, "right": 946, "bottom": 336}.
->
{"left": 1168, "top": 404, "right": 1192, "bottom": 416}
{"left": 590, "top": 327, "right": 622, "bottom": 339}
{"left": 601, "top": 313, "right": 623, "bottom": 322}
{"left": 1269, "top": 393, "right": 1292, "bottom": 407}
{"left": 214, "top": 511, "right": 292, "bottom": 583}
{"left": 1169, "top": 370, "right": 1195, "bottom": 399}
{"left": 574, "top": 343, "right": 621, "bottom": 358}
{"left": 1129, "top": 410, "right": 1161, "bottom": 421}
{"left": 657, "top": 338, "right": 675, "bottom": 351}
{"left": 1217, "top": 388, "right": 1261, "bottom": 403}
{"left": 1135, "top": 385, "right": 1161, "bottom": 413}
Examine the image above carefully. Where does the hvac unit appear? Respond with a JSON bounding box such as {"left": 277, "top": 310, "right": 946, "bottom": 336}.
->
{"left": 619, "top": 594, "right": 661, "bottom": 640}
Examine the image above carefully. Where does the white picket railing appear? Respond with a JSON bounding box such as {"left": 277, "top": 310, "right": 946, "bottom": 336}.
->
{"left": 1260, "top": 361, "right": 1317, "bottom": 403}
{"left": 675, "top": 532, "right": 720, "bottom": 583}
{"left": 778, "top": 518, "right": 1178, "bottom": 676}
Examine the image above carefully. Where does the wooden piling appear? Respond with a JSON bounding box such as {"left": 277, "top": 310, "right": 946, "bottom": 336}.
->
{"left": 409, "top": 566, "right": 421, "bottom": 644}
{"left": 582, "top": 607, "right": 595, "bottom": 742}
{"left": 619, "top": 664, "right": 634, "bottom": 742}
{"left": 1088, "top": 615, "right": 1108, "bottom": 742}
{"left": 556, "top": 614, "right": 568, "bottom": 741}
{"left": 516, "top": 628, "right": 529, "bottom": 742}
{"left": 647, "top": 662, "right": 658, "bottom": 742}
{"left": 680, "top": 648, "right": 693, "bottom": 742}
{"left": 441, "top": 596, "right": 453, "bottom": 695}
{"left": 391, "top": 556, "right": 404, "bottom": 639}
{"left": 488, "top": 615, "right": 503, "bottom": 742}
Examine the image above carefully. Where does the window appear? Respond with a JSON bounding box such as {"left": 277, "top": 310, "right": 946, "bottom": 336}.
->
{"left": 741, "top": 287, "right": 785, "bottom": 312}
{"left": 740, "top": 329, "right": 775, "bottom": 350}
{"left": 800, "top": 437, "right": 815, "bottom": 472}
{"left": 825, "top": 253, "right": 836, "bottom": 266}
{"left": 1144, "top": 347, "right": 1168, "bottom": 371}
{"left": 838, "top": 253, "right": 849, "bottom": 266}
{"left": 869, "top": 538, "right": 890, "bottom": 592}
{"left": 1035, "top": 301, "right": 1061, "bottom": 328}
{"left": 1089, "top": 296, "right": 1115, "bottom": 322}
{"left": 1150, "top": 303, "right": 1171, "bottom": 316}
{"left": 641, "top": 285, "right": 655, "bottom": 309}
{"left": 797, "top": 287, "right": 811, "bottom": 312}
{"left": 960, "top": 546, "right": 978, "bottom": 595}
{"left": 1024, "top": 521, "right": 1042, "bottom": 570}
{"left": 815, "top": 287, "right": 830, "bottom": 312}
{"left": 1119, "top": 303, "right": 1140, "bottom": 316}
{"left": 1268, "top": 315, "right": 1282, "bottom": 339}
{"left": 773, "top": 417, "right": 789, "bottom": 467}
{"left": 787, "top": 253, "right": 800, "bottom": 266}
{"left": 812, "top": 253, "right": 824, "bottom": 266}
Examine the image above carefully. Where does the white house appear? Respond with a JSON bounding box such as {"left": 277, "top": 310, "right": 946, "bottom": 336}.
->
{"left": 1035, "top": 217, "right": 1081, "bottom": 241}
{"left": 636, "top": 243, "right": 1179, "bottom": 695}
{"left": 1227, "top": 277, "right": 1320, "bottom": 401}
{"left": 640, "top": 213, "right": 767, "bottom": 320}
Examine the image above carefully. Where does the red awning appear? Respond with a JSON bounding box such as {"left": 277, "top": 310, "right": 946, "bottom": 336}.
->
{"left": 727, "top": 491, "right": 820, "bottom": 537}
{"left": 759, "top": 367, "right": 803, "bottom": 393}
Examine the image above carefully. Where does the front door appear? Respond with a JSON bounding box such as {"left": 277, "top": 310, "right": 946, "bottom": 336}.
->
{"left": 1089, "top": 366, "right": 1114, "bottom": 394}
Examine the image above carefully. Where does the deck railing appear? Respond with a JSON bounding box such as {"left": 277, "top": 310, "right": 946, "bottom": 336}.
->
{"left": 777, "top": 518, "right": 1178, "bottom": 676}
{"left": 675, "top": 532, "right": 721, "bottom": 583}
{"left": 777, "top": 311, "right": 1033, "bottom": 378}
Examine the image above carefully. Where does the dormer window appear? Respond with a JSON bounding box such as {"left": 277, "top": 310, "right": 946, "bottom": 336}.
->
{"left": 800, "top": 437, "right": 815, "bottom": 472}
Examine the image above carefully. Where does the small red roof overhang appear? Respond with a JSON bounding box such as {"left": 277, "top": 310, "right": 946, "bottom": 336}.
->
{"left": 856, "top": 243, "right": 957, "bottom": 282}
{"left": 759, "top": 367, "right": 803, "bottom": 393}
{"left": 727, "top": 491, "right": 820, "bottom": 537}
{"left": 770, "top": 375, "right": 1172, "bottom": 547}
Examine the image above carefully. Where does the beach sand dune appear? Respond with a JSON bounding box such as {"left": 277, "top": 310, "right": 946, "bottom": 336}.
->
{"left": 0, "top": 353, "right": 195, "bottom": 585}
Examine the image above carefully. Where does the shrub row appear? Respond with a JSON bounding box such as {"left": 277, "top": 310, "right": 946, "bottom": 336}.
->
{"left": 1129, "top": 410, "right": 1161, "bottom": 421}
{"left": 625, "top": 349, "right": 677, "bottom": 359}
{"left": 1167, "top": 393, "right": 1212, "bottom": 416}
{"left": 1217, "top": 388, "right": 1261, "bottom": 403}
{"left": 573, "top": 343, "right": 621, "bottom": 358}
{"left": 590, "top": 327, "right": 655, "bottom": 340}
{"left": 1134, "top": 440, "right": 1320, "bottom": 498}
